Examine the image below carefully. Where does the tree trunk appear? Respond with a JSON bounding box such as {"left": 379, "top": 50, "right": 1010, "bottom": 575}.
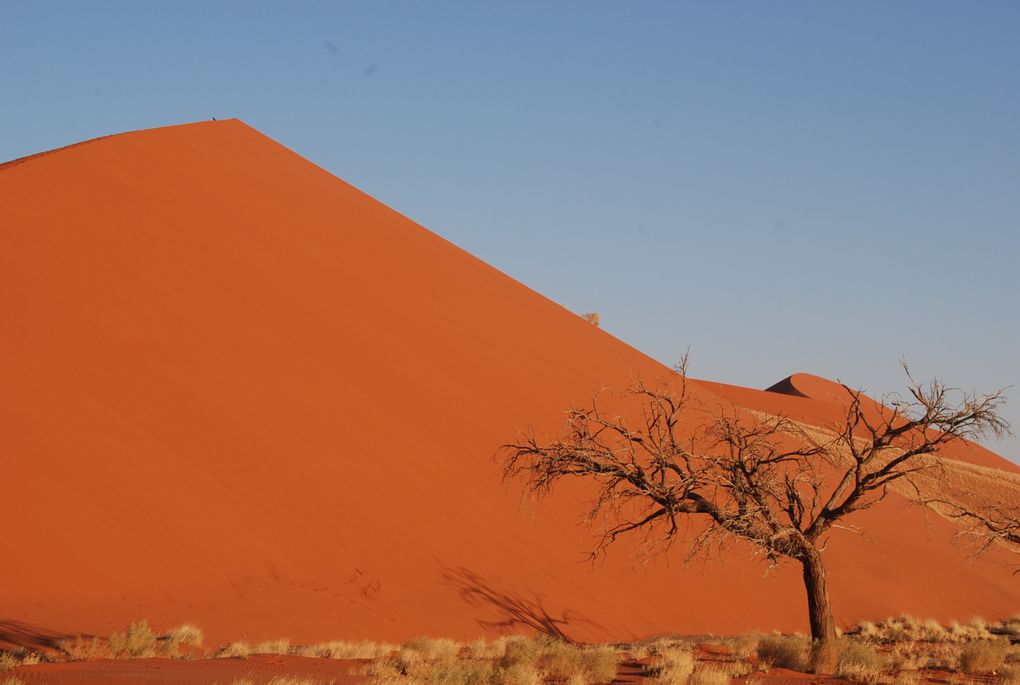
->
{"left": 800, "top": 547, "right": 836, "bottom": 643}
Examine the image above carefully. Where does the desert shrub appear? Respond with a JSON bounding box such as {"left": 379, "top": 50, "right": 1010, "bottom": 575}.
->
{"left": 165, "top": 624, "right": 204, "bottom": 648}
{"left": 494, "top": 662, "right": 542, "bottom": 685}
{"left": 109, "top": 620, "right": 158, "bottom": 658}
{"left": 648, "top": 643, "right": 696, "bottom": 685}
{"left": 467, "top": 638, "right": 508, "bottom": 660}
{"left": 893, "top": 671, "right": 921, "bottom": 685}
{"left": 403, "top": 637, "right": 462, "bottom": 662}
{"left": 59, "top": 635, "right": 107, "bottom": 660}
{"left": 253, "top": 638, "right": 292, "bottom": 655}
{"left": 216, "top": 641, "right": 252, "bottom": 659}
{"left": 724, "top": 660, "right": 756, "bottom": 678}
{"left": 835, "top": 641, "right": 885, "bottom": 683}
{"left": 689, "top": 666, "right": 730, "bottom": 685}
{"left": 961, "top": 639, "right": 1010, "bottom": 674}
{"left": 499, "top": 636, "right": 543, "bottom": 669}
{"left": 730, "top": 634, "right": 762, "bottom": 660}
{"left": 539, "top": 641, "right": 617, "bottom": 683}
{"left": 1000, "top": 666, "right": 1020, "bottom": 685}
{"left": 757, "top": 635, "right": 809, "bottom": 672}
{"left": 298, "top": 640, "right": 396, "bottom": 659}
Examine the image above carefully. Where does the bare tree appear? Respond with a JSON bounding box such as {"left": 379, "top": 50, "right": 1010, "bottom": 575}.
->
{"left": 502, "top": 359, "right": 1009, "bottom": 649}
{"left": 931, "top": 499, "right": 1020, "bottom": 559}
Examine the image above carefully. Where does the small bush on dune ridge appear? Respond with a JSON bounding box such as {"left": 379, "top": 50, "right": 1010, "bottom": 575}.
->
{"left": 961, "top": 639, "right": 1010, "bottom": 674}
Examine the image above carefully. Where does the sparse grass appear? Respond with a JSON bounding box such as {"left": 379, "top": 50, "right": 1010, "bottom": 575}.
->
{"left": 960, "top": 639, "right": 1010, "bottom": 674}
{"left": 538, "top": 640, "right": 617, "bottom": 684}
{"left": 1000, "top": 666, "right": 1020, "bottom": 685}
{"left": 835, "top": 640, "right": 885, "bottom": 683}
{"left": 298, "top": 640, "right": 397, "bottom": 659}
{"left": 109, "top": 620, "right": 158, "bottom": 658}
{"left": 165, "top": 623, "right": 204, "bottom": 648}
{"left": 0, "top": 653, "right": 17, "bottom": 672}
{"left": 229, "top": 680, "right": 256, "bottom": 685}
{"left": 59, "top": 635, "right": 107, "bottom": 661}
{"left": 893, "top": 671, "right": 921, "bottom": 685}
{"left": 403, "top": 637, "right": 462, "bottom": 662}
{"left": 648, "top": 642, "right": 695, "bottom": 685}
{"left": 215, "top": 641, "right": 252, "bottom": 659}
{"left": 689, "top": 666, "right": 730, "bottom": 685}
{"left": 851, "top": 616, "right": 994, "bottom": 645}
{"left": 757, "top": 635, "right": 810, "bottom": 672}
{"left": 0, "top": 677, "right": 25, "bottom": 685}
{"left": 253, "top": 638, "right": 292, "bottom": 655}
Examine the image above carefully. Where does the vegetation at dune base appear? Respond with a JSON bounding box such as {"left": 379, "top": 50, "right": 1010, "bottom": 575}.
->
{"left": 8, "top": 616, "right": 1020, "bottom": 685}
{"left": 502, "top": 357, "right": 1015, "bottom": 669}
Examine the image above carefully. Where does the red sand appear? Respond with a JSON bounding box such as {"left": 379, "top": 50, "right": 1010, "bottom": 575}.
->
{"left": 2, "top": 120, "right": 1018, "bottom": 651}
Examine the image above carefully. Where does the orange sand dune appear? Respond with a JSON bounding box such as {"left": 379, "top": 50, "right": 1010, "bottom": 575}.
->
{"left": 698, "top": 373, "right": 1018, "bottom": 473}
{"left": 1, "top": 120, "right": 1018, "bottom": 649}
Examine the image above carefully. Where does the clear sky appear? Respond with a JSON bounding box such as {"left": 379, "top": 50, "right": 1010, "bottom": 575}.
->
{"left": 3, "top": 1, "right": 1019, "bottom": 461}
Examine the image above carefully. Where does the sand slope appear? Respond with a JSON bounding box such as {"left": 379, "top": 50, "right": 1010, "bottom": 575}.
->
{"left": 1, "top": 120, "right": 1018, "bottom": 648}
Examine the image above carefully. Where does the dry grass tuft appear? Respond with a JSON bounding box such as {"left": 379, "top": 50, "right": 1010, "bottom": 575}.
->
{"left": 253, "top": 639, "right": 292, "bottom": 655}
{"left": 835, "top": 640, "right": 885, "bottom": 683}
{"left": 757, "top": 635, "right": 810, "bottom": 672}
{"left": 1000, "top": 666, "right": 1020, "bottom": 685}
{"left": 0, "top": 654, "right": 18, "bottom": 672}
{"left": 538, "top": 640, "right": 618, "bottom": 684}
{"left": 0, "top": 677, "right": 25, "bottom": 685}
{"left": 689, "top": 666, "right": 730, "bottom": 685}
{"left": 299, "top": 640, "right": 397, "bottom": 660}
{"left": 648, "top": 642, "right": 696, "bottom": 685}
{"left": 109, "top": 620, "right": 158, "bottom": 658}
{"left": 960, "top": 639, "right": 1010, "bottom": 674}
{"left": 216, "top": 641, "right": 253, "bottom": 659}
{"left": 403, "top": 637, "right": 462, "bottom": 662}
{"left": 267, "top": 678, "right": 318, "bottom": 685}
{"left": 165, "top": 624, "right": 204, "bottom": 648}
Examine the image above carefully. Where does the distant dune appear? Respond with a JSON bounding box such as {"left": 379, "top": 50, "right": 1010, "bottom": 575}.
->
{"left": 1, "top": 120, "right": 1017, "bottom": 648}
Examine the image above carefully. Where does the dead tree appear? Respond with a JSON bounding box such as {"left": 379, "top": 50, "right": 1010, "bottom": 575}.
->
{"left": 931, "top": 500, "right": 1020, "bottom": 559}
{"left": 502, "top": 359, "right": 1009, "bottom": 647}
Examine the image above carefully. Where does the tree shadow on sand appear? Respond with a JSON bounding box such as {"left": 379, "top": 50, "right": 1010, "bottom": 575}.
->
{"left": 441, "top": 567, "right": 607, "bottom": 644}
{"left": 0, "top": 619, "right": 76, "bottom": 651}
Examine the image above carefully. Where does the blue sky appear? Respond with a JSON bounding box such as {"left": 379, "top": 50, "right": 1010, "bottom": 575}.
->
{"left": 3, "top": 1, "right": 1018, "bottom": 461}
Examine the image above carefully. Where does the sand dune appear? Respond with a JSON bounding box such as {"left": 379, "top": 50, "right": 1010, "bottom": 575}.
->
{"left": 1, "top": 120, "right": 1017, "bottom": 648}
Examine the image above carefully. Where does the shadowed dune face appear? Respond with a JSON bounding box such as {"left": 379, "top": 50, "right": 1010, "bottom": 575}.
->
{"left": 1, "top": 120, "right": 1018, "bottom": 647}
